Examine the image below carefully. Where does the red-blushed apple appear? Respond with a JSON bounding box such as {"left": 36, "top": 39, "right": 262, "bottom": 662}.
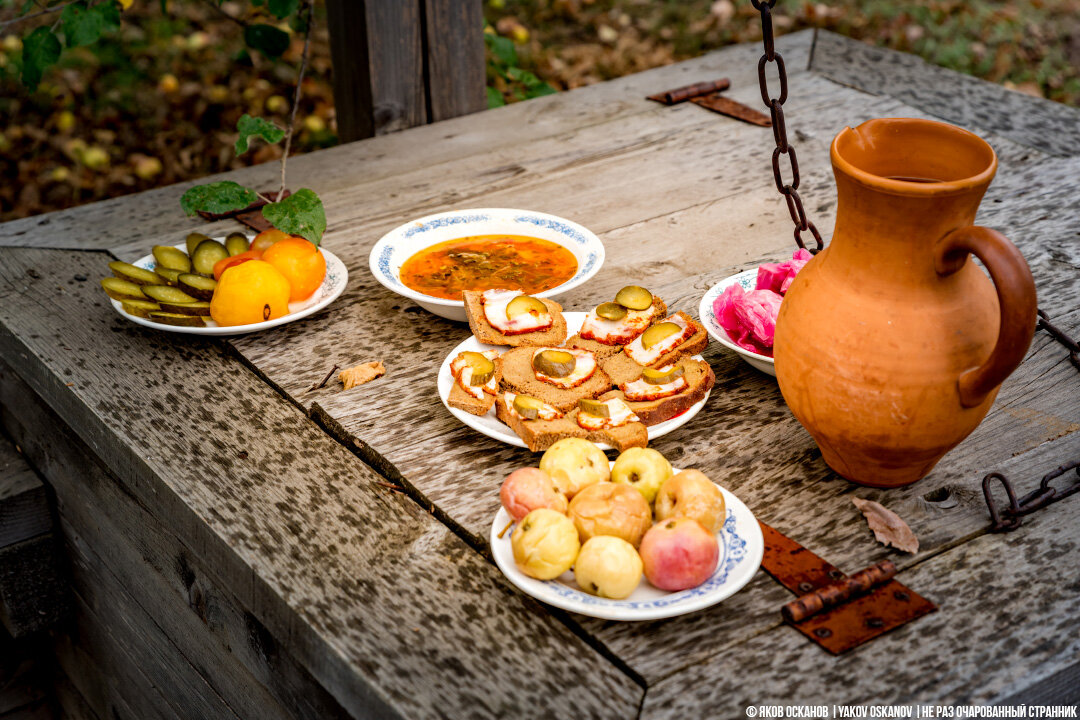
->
{"left": 500, "top": 467, "right": 568, "bottom": 522}
{"left": 574, "top": 536, "right": 643, "bottom": 599}
{"left": 654, "top": 470, "right": 727, "bottom": 534}
{"left": 511, "top": 508, "right": 580, "bottom": 580}
{"left": 610, "top": 447, "right": 673, "bottom": 504}
{"left": 539, "top": 438, "right": 610, "bottom": 498}
{"left": 639, "top": 517, "right": 719, "bottom": 591}
{"left": 567, "top": 482, "right": 652, "bottom": 547}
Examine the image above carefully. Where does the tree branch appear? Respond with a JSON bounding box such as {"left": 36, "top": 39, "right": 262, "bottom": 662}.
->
{"left": 276, "top": 0, "right": 313, "bottom": 202}
{"left": 195, "top": 0, "right": 247, "bottom": 29}
{"left": 0, "top": 1, "right": 74, "bottom": 31}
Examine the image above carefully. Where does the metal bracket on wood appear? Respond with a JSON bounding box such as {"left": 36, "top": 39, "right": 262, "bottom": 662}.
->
{"left": 759, "top": 522, "right": 936, "bottom": 655}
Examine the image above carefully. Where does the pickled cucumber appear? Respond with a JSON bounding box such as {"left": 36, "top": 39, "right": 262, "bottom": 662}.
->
{"left": 532, "top": 349, "right": 576, "bottom": 378}
{"left": 512, "top": 395, "right": 546, "bottom": 420}
{"left": 506, "top": 294, "right": 547, "bottom": 319}
{"left": 109, "top": 261, "right": 162, "bottom": 286}
{"left": 155, "top": 267, "right": 184, "bottom": 286}
{"left": 578, "top": 398, "right": 611, "bottom": 418}
{"left": 120, "top": 300, "right": 161, "bottom": 318}
{"left": 225, "top": 232, "right": 250, "bottom": 256}
{"left": 458, "top": 351, "right": 495, "bottom": 385}
{"left": 186, "top": 232, "right": 211, "bottom": 255}
{"left": 642, "top": 365, "right": 685, "bottom": 385}
{"left": 148, "top": 312, "right": 205, "bottom": 327}
{"left": 177, "top": 273, "right": 217, "bottom": 300}
{"left": 101, "top": 277, "right": 148, "bottom": 302}
{"left": 595, "top": 302, "right": 627, "bottom": 321}
{"left": 640, "top": 321, "right": 681, "bottom": 350}
{"left": 152, "top": 245, "right": 192, "bottom": 273}
{"left": 142, "top": 285, "right": 198, "bottom": 304}
{"left": 191, "top": 239, "right": 229, "bottom": 276}
{"left": 158, "top": 300, "right": 211, "bottom": 316}
{"left": 614, "top": 285, "right": 653, "bottom": 311}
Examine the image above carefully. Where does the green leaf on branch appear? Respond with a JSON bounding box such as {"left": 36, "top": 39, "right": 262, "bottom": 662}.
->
{"left": 62, "top": 2, "right": 120, "bottom": 48}
{"left": 244, "top": 23, "right": 291, "bottom": 58}
{"left": 21, "top": 27, "right": 61, "bottom": 90}
{"left": 262, "top": 189, "right": 326, "bottom": 246}
{"left": 267, "top": 0, "right": 298, "bottom": 19}
{"left": 179, "top": 182, "right": 258, "bottom": 217}
{"left": 486, "top": 86, "right": 505, "bottom": 109}
{"left": 484, "top": 32, "right": 516, "bottom": 67}
{"left": 235, "top": 114, "right": 285, "bottom": 155}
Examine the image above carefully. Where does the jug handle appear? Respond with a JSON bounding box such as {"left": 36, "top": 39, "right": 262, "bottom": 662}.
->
{"left": 933, "top": 226, "right": 1037, "bottom": 409}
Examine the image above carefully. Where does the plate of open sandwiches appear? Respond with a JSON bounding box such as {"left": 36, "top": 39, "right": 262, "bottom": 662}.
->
{"left": 437, "top": 285, "right": 715, "bottom": 451}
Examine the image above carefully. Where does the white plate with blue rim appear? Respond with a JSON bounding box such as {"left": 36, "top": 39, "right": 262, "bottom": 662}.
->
{"left": 490, "top": 467, "right": 764, "bottom": 621}
{"left": 110, "top": 238, "right": 348, "bottom": 336}
{"left": 369, "top": 208, "right": 605, "bottom": 322}
{"left": 699, "top": 269, "right": 776, "bottom": 376}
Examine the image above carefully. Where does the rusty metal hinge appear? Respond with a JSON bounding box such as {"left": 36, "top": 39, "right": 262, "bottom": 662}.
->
{"left": 759, "top": 522, "right": 937, "bottom": 654}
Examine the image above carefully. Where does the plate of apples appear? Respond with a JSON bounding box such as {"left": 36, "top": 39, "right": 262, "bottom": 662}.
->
{"left": 490, "top": 440, "right": 764, "bottom": 621}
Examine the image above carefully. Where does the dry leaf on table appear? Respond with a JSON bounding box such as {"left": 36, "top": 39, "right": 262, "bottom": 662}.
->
{"left": 852, "top": 497, "right": 920, "bottom": 554}
{"left": 340, "top": 361, "right": 385, "bottom": 390}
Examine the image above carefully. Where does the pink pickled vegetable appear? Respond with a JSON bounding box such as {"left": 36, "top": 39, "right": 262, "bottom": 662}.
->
{"left": 713, "top": 284, "right": 783, "bottom": 357}
{"left": 756, "top": 248, "right": 812, "bottom": 295}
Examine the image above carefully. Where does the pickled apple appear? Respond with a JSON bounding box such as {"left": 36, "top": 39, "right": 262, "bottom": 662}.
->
{"left": 511, "top": 508, "right": 580, "bottom": 580}
{"left": 567, "top": 482, "right": 652, "bottom": 548}
{"left": 574, "top": 536, "right": 643, "bottom": 599}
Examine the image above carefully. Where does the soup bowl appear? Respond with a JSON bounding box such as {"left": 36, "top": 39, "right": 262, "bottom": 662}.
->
{"left": 369, "top": 208, "right": 605, "bottom": 321}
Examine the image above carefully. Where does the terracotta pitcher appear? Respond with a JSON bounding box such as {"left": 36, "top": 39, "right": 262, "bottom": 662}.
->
{"left": 774, "top": 118, "right": 1037, "bottom": 488}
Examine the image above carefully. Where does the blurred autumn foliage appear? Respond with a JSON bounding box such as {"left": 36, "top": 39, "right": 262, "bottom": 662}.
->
{"left": 3, "top": 0, "right": 1079, "bottom": 223}
{"left": 0, "top": 0, "right": 334, "bottom": 222}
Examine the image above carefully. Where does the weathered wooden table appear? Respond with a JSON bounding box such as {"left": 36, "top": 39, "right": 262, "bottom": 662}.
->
{"left": 0, "top": 30, "right": 1077, "bottom": 719}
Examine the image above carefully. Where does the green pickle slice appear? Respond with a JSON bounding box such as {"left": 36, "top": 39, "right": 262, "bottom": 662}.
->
{"left": 178, "top": 273, "right": 217, "bottom": 300}
{"left": 578, "top": 398, "right": 611, "bottom": 418}
{"left": 614, "top": 285, "right": 653, "bottom": 311}
{"left": 505, "top": 295, "right": 547, "bottom": 320}
{"left": 595, "top": 302, "right": 627, "bottom": 321}
{"left": 532, "top": 349, "right": 576, "bottom": 378}
{"left": 459, "top": 351, "right": 495, "bottom": 386}
{"left": 185, "top": 232, "right": 211, "bottom": 255}
{"left": 641, "top": 365, "right": 685, "bottom": 385}
{"left": 109, "top": 261, "right": 162, "bottom": 286}
{"left": 142, "top": 285, "right": 198, "bottom": 304}
{"left": 101, "top": 277, "right": 147, "bottom": 302}
{"left": 148, "top": 312, "right": 205, "bottom": 327}
{"left": 512, "top": 395, "right": 546, "bottom": 420}
{"left": 640, "top": 321, "right": 681, "bottom": 350}
{"left": 191, "top": 239, "right": 230, "bottom": 276}
{"left": 225, "top": 232, "right": 250, "bottom": 256}
{"left": 152, "top": 245, "right": 193, "bottom": 273}
{"left": 119, "top": 300, "right": 161, "bottom": 318}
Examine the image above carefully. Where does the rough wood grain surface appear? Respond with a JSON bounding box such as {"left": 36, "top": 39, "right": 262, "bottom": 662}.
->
{"left": 0, "top": 247, "right": 644, "bottom": 719}
{"left": 422, "top": 0, "right": 486, "bottom": 123}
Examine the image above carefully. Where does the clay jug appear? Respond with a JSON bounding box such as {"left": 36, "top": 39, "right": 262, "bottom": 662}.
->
{"left": 774, "top": 118, "right": 1037, "bottom": 488}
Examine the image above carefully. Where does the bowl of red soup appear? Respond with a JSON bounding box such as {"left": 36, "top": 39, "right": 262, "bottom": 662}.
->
{"left": 370, "top": 208, "right": 605, "bottom": 321}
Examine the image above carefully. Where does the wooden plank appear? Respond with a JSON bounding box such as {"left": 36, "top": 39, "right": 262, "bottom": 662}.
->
{"left": 641, "top": 431, "right": 1080, "bottom": 714}
{"left": 0, "top": 628, "right": 53, "bottom": 719}
{"left": 809, "top": 30, "right": 1080, "bottom": 158}
{"left": 0, "top": 31, "right": 814, "bottom": 251}
{"left": 0, "top": 440, "right": 49, "bottom": 549}
{"left": 422, "top": 0, "right": 486, "bottom": 123}
{"left": 0, "top": 246, "right": 644, "bottom": 719}
{"left": 50, "top": 672, "right": 100, "bottom": 720}
{"left": 0, "top": 367, "right": 349, "bottom": 720}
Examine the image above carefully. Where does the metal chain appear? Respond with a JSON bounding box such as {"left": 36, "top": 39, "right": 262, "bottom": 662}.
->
{"left": 752, "top": 0, "right": 823, "bottom": 254}
{"left": 1038, "top": 309, "right": 1080, "bottom": 373}
{"left": 983, "top": 459, "right": 1080, "bottom": 532}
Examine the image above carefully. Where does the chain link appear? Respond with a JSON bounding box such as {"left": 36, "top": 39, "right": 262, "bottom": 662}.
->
{"left": 753, "top": 0, "right": 823, "bottom": 253}
{"left": 983, "top": 460, "right": 1080, "bottom": 532}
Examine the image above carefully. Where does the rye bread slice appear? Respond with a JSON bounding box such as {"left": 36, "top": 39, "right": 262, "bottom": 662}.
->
{"left": 463, "top": 291, "right": 568, "bottom": 347}
{"left": 566, "top": 296, "right": 669, "bottom": 361}
{"left": 494, "top": 395, "right": 647, "bottom": 452}
{"left": 602, "top": 358, "right": 715, "bottom": 426}
{"left": 446, "top": 363, "right": 502, "bottom": 416}
{"left": 497, "top": 346, "right": 612, "bottom": 413}
{"left": 600, "top": 311, "right": 709, "bottom": 386}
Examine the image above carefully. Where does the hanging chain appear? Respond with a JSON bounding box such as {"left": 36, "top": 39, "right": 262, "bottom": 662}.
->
{"left": 752, "top": 0, "right": 823, "bottom": 254}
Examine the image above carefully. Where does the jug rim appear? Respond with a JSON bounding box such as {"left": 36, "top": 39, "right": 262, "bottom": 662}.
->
{"left": 831, "top": 118, "right": 997, "bottom": 197}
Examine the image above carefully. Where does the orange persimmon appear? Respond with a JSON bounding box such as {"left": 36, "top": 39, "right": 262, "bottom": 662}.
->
{"left": 261, "top": 237, "right": 326, "bottom": 302}
{"left": 209, "top": 261, "right": 291, "bottom": 326}
{"left": 213, "top": 248, "right": 263, "bottom": 280}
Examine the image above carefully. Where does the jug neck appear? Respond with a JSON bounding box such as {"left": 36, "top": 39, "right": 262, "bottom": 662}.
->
{"left": 827, "top": 119, "right": 997, "bottom": 280}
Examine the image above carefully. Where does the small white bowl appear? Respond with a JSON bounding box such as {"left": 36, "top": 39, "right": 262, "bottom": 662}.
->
{"left": 369, "top": 208, "right": 605, "bottom": 322}
{"left": 699, "top": 269, "right": 777, "bottom": 376}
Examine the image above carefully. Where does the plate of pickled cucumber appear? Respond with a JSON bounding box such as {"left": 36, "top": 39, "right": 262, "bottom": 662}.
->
{"left": 101, "top": 231, "right": 348, "bottom": 335}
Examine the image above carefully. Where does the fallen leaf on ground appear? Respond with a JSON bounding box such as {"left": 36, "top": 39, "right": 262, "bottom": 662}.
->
{"left": 852, "top": 497, "right": 919, "bottom": 554}
{"left": 340, "top": 361, "right": 385, "bottom": 389}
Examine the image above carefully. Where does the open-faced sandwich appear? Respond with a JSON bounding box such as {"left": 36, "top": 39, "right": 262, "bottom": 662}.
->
{"left": 463, "top": 289, "right": 568, "bottom": 347}
{"left": 447, "top": 285, "right": 715, "bottom": 452}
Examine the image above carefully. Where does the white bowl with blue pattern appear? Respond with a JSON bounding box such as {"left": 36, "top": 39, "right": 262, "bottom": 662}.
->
{"left": 700, "top": 269, "right": 777, "bottom": 376}
{"left": 491, "top": 469, "right": 764, "bottom": 621}
{"left": 369, "top": 208, "right": 605, "bottom": 321}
